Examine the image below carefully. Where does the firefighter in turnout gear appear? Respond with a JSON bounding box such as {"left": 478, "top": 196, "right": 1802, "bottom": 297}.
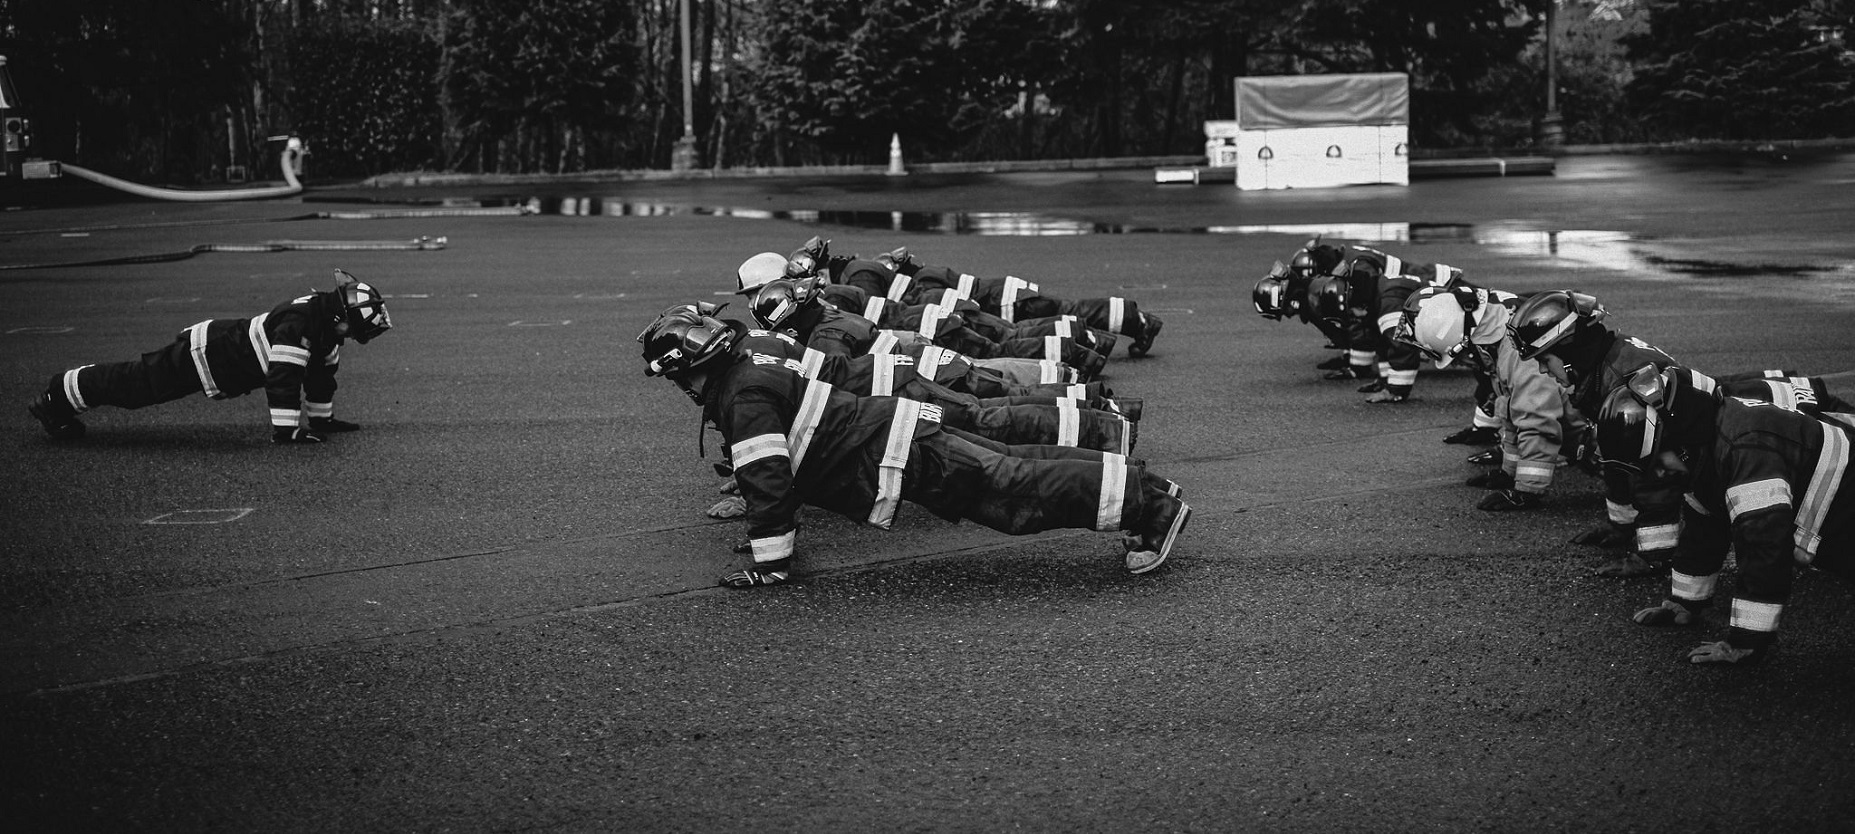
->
{"left": 1399, "top": 286, "right": 1586, "bottom": 512}
{"left": 750, "top": 277, "right": 1108, "bottom": 380}
{"left": 787, "top": 237, "right": 1165, "bottom": 358}
{"left": 1293, "top": 240, "right": 1471, "bottom": 404}
{"left": 1253, "top": 261, "right": 1355, "bottom": 375}
{"left": 1595, "top": 365, "right": 1855, "bottom": 667}
{"left": 638, "top": 307, "right": 1192, "bottom": 588}
{"left": 1509, "top": 289, "right": 1802, "bottom": 576}
{"left": 26, "top": 269, "right": 392, "bottom": 443}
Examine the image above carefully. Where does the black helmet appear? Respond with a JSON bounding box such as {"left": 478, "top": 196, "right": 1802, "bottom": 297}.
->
{"left": 1306, "top": 274, "right": 1352, "bottom": 320}
{"left": 1287, "top": 240, "right": 1342, "bottom": 279}
{"left": 750, "top": 277, "right": 822, "bottom": 330}
{"left": 334, "top": 269, "right": 392, "bottom": 344}
{"left": 638, "top": 307, "right": 738, "bottom": 385}
{"left": 1594, "top": 364, "right": 1679, "bottom": 472}
{"left": 1509, "top": 290, "right": 1606, "bottom": 361}
{"left": 1253, "top": 262, "right": 1295, "bottom": 320}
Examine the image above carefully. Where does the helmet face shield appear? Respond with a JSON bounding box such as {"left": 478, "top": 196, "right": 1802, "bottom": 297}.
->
{"left": 1253, "top": 272, "right": 1290, "bottom": 320}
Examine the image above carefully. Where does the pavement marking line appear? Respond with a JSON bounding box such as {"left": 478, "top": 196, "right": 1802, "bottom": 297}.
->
{"left": 7, "top": 326, "right": 74, "bottom": 335}
{"left": 145, "top": 297, "right": 201, "bottom": 304}
{"left": 144, "top": 508, "right": 254, "bottom": 524}
{"left": 509, "top": 320, "right": 573, "bottom": 326}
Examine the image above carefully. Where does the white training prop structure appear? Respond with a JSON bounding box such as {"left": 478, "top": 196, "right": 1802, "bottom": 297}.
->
{"left": 1206, "top": 73, "right": 1410, "bottom": 191}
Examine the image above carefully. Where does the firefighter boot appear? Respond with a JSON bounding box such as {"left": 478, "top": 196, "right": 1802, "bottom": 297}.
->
{"left": 26, "top": 391, "right": 85, "bottom": 440}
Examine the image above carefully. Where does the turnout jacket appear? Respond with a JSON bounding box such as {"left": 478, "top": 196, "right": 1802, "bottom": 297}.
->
{"left": 1491, "top": 330, "right": 1585, "bottom": 495}
{"left": 733, "top": 328, "right": 1129, "bottom": 453}
{"left": 702, "top": 357, "right": 946, "bottom": 564}
{"left": 187, "top": 291, "right": 346, "bottom": 428}
{"left": 1644, "top": 398, "right": 1854, "bottom": 650}
{"left": 1632, "top": 372, "right": 1855, "bottom": 559}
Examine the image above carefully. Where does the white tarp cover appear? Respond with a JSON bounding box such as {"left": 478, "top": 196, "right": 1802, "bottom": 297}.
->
{"left": 1235, "top": 73, "right": 1409, "bottom": 129}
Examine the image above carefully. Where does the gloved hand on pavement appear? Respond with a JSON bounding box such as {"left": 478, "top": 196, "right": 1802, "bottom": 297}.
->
{"left": 1571, "top": 521, "right": 1632, "bottom": 548}
{"left": 706, "top": 495, "right": 748, "bottom": 519}
{"left": 1687, "top": 640, "right": 1762, "bottom": 666}
{"left": 1632, "top": 599, "right": 1697, "bottom": 627}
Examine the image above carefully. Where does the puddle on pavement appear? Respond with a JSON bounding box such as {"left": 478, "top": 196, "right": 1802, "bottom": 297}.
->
{"left": 356, "top": 196, "right": 1845, "bottom": 280}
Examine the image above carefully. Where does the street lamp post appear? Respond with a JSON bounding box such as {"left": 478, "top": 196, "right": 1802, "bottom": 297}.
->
{"left": 1538, "top": 1, "right": 1565, "bottom": 148}
{"left": 671, "top": 0, "right": 701, "bottom": 171}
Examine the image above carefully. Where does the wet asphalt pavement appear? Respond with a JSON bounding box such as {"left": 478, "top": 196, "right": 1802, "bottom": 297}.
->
{"left": 2, "top": 152, "right": 1854, "bottom": 832}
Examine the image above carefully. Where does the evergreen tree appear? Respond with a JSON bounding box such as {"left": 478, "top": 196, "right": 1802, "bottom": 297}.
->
{"left": 1625, "top": 0, "right": 1855, "bottom": 140}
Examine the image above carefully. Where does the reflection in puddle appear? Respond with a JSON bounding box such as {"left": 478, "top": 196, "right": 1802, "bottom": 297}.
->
{"left": 375, "top": 196, "right": 1846, "bottom": 281}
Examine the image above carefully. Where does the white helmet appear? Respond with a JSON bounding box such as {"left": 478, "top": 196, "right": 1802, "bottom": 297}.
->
{"left": 736, "top": 252, "right": 789, "bottom": 295}
{"left": 1408, "top": 291, "right": 1471, "bottom": 369}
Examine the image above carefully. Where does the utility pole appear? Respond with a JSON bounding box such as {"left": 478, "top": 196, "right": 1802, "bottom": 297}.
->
{"left": 671, "top": 0, "right": 701, "bottom": 171}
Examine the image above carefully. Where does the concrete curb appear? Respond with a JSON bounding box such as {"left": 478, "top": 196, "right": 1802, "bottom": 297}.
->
{"left": 357, "top": 137, "right": 1854, "bottom": 189}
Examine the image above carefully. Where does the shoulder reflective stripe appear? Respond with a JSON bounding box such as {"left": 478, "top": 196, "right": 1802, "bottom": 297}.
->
{"left": 1433, "top": 265, "right": 1458, "bottom": 286}
{"left": 863, "top": 298, "right": 887, "bottom": 322}
{"left": 1107, "top": 297, "right": 1126, "bottom": 333}
{"left": 304, "top": 401, "right": 333, "bottom": 418}
{"left": 872, "top": 355, "right": 897, "bottom": 396}
{"left": 247, "top": 313, "right": 272, "bottom": 372}
{"left": 1607, "top": 499, "right": 1638, "bottom": 525}
{"left": 270, "top": 407, "right": 300, "bottom": 427}
{"left": 1040, "top": 362, "right": 1062, "bottom": 384}
{"left": 1384, "top": 255, "right": 1403, "bottom": 277}
{"left": 1765, "top": 380, "right": 1797, "bottom": 411}
{"left": 1725, "top": 477, "right": 1791, "bottom": 520}
{"left": 1729, "top": 598, "right": 1782, "bottom": 633}
{"left": 886, "top": 272, "right": 912, "bottom": 302}
{"left": 787, "top": 378, "right": 833, "bottom": 472}
{"left": 1670, "top": 570, "right": 1716, "bottom": 603}
{"left": 1636, "top": 522, "right": 1679, "bottom": 551}
{"left": 1057, "top": 400, "right": 1080, "bottom": 447}
{"left": 869, "top": 331, "right": 899, "bottom": 355}
{"left": 1043, "top": 335, "right": 1064, "bottom": 362}
{"left": 867, "top": 398, "right": 924, "bottom": 529}
{"left": 732, "top": 433, "right": 790, "bottom": 469}
{"left": 1115, "top": 414, "right": 1131, "bottom": 455}
{"left": 1794, "top": 425, "right": 1850, "bottom": 563}
{"left": 1376, "top": 311, "right": 1403, "bottom": 334}
{"left": 1684, "top": 492, "right": 1710, "bottom": 516}
{"left": 939, "top": 289, "right": 962, "bottom": 308}
{"left": 269, "top": 343, "right": 311, "bottom": 368}
{"left": 1054, "top": 318, "right": 1074, "bottom": 338}
{"left": 63, "top": 366, "right": 94, "bottom": 411}
{"left": 1529, "top": 315, "right": 1576, "bottom": 354}
{"left": 1096, "top": 453, "right": 1129, "bottom": 531}
{"left": 185, "top": 321, "right": 222, "bottom": 399}
{"left": 919, "top": 346, "right": 952, "bottom": 369}
{"left": 957, "top": 274, "right": 977, "bottom": 298}
{"left": 751, "top": 531, "right": 795, "bottom": 563}
{"left": 800, "top": 348, "right": 825, "bottom": 378}
{"left": 1688, "top": 370, "right": 1717, "bottom": 395}
{"left": 1067, "top": 384, "right": 1088, "bottom": 400}
{"left": 1001, "top": 276, "right": 1031, "bottom": 322}
{"left": 917, "top": 304, "right": 948, "bottom": 337}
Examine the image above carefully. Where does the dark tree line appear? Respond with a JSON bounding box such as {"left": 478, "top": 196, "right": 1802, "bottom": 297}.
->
{"left": 0, "top": 0, "right": 1848, "bottom": 183}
